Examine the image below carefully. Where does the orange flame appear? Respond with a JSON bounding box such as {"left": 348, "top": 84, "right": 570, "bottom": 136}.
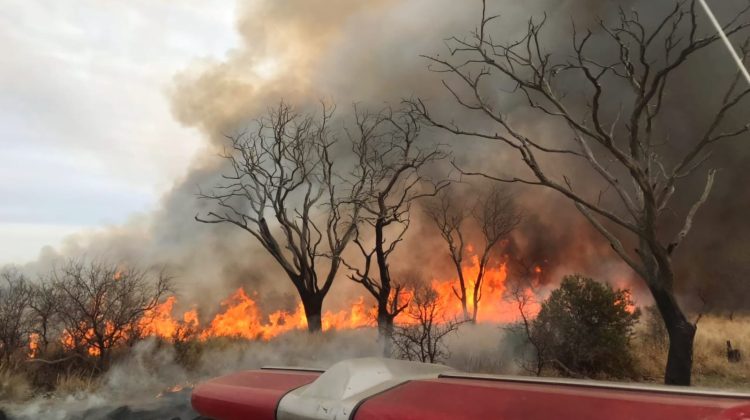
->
{"left": 62, "top": 245, "right": 544, "bottom": 355}
{"left": 28, "top": 333, "right": 40, "bottom": 358}
{"left": 424, "top": 253, "right": 540, "bottom": 323}
{"left": 61, "top": 327, "right": 102, "bottom": 357}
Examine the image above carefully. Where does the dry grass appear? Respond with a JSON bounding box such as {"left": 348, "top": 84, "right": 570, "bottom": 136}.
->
{"left": 0, "top": 364, "right": 33, "bottom": 402}
{"left": 1, "top": 316, "right": 747, "bottom": 403}
{"left": 633, "top": 314, "right": 750, "bottom": 390}
{"left": 692, "top": 315, "right": 750, "bottom": 389}
{"left": 53, "top": 371, "right": 100, "bottom": 396}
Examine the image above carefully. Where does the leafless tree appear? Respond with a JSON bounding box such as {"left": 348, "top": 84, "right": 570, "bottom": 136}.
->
{"left": 28, "top": 281, "right": 61, "bottom": 355}
{"left": 0, "top": 268, "right": 33, "bottom": 365}
{"left": 52, "top": 260, "right": 172, "bottom": 370}
{"left": 427, "top": 186, "right": 521, "bottom": 323}
{"left": 414, "top": 0, "right": 750, "bottom": 385}
{"left": 425, "top": 189, "right": 469, "bottom": 318}
{"left": 393, "top": 286, "right": 461, "bottom": 363}
{"left": 504, "top": 280, "right": 546, "bottom": 376}
{"left": 344, "top": 106, "right": 448, "bottom": 349}
{"left": 196, "top": 102, "right": 362, "bottom": 332}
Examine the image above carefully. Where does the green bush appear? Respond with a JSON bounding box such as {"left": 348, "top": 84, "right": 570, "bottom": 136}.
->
{"left": 532, "top": 274, "right": 641, "bottom": 379}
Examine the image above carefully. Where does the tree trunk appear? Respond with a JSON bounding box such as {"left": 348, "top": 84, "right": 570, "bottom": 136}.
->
{"left": 650, "top": 284, "right": 696, "bottom": 385}
{"left": 377, "top": 308, "right": 394, "bottom": 356}
{"left": 301, "top": 293, "right": 323, "bottom": 333}
{"left": 452, "top": 262, "right": 470, "bottom": 322}
{"left": 97, "top": 344, "right": 110, "bottom": 372}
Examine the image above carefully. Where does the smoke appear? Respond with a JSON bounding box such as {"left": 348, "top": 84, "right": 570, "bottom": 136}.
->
{"left": 14, "top": 0, "right": 750, "bottom": 320}
{"left": 4, "top": 331, "right": 379, "bottom": 419}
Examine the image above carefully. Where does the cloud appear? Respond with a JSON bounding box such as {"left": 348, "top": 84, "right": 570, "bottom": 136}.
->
{"left": 0, "top": 0, "right": 238, "bottom": 261}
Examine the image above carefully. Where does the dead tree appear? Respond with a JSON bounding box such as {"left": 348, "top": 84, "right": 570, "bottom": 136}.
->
{"left": 0, "top": 268, "right": 33, "bottom": 365}
{"left": 52, "top": 260, "right": 171, "bottom": 370}
{"left": 393, "top": 286, "right": 461, "bottom": 363}
{"left": 427, "top": 186, "right": 521, "bottom": 323}
{"left": 344, "top": 106, "right": 447, "bottom": 349}
{"left": 414, "top": 0, "right": 750, "bottom": 385}
{"left": 196, "top": 102, "right": 361, "bottom": 332}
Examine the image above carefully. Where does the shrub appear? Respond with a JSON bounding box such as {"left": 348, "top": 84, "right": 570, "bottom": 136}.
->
{"left": 52, "top": 260, "right": 172, "bottom": 370}
{"left": 531, "top": 274, "right": 640, "bottom": 379}
{"left": 393, "top": 286, "right": 460, "bottom": 363}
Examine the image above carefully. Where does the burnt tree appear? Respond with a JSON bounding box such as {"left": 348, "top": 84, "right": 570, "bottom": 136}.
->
{"left": 427, "top": 186, "right": 521, "bottom": 323}
{"left": 344, "top": 106, "right": 447, "bottom": 350}
{"left": 414, "top": 0, "right": 750, "bottom": 385}
{"left": 197, "top": 102, "right": 362, "bottom": 332}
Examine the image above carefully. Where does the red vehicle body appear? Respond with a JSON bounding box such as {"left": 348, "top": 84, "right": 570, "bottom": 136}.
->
{"left": 191, "top": 358, "right": 750, "bottom": 420}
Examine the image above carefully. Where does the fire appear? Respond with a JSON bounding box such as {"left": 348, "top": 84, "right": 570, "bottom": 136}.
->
{"left": 60, "top": 244, "right": 543, "bottom": 355}
{"left": 322, "top": 296, "right": 377, "bottom": 331}
{"left": 423, "top": 254, "right": 540, "bottom": 323}
{"left": 28, "top": 333, "right": 40, "bottom": 358}
{"left": 139, "top": 296, "right": 199, "bottom": 339}
{"left": 61, "top": 326, "right": 102, "bottom": 357}
{"left": 200, "top": 288, "right": 304, "bottom": 341}
{"left": 199, "top": 290, "right": 376, "bottom": 341}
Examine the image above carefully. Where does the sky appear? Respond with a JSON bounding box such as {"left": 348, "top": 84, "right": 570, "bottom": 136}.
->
{"left": 0, "top": 0, "right": 239, "bottom": 264}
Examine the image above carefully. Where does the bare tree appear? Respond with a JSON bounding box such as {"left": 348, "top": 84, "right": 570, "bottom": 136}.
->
{"left": 0, "top": 268, "right": 33, "bottom": 365}
{"left": 425, "top": 189, "right": 469, "bottom": 319}
{"left": 427, "top": 186, "right": 521, "bottom": 323}
{"left": 428, "top": 186, "right": 521, "bottom": 323}
{"left": 344, "top": 106, "right": 447, "bottom": 349}
{"left": 414, "top": 0, "right": 750, "bottom": 385}
{"left": 28, "top": 281, "right": 61, "bottom": 356}
{"left": 196, "top": 102, "right": 361, "bottom": 332}
{"left": 504, "top": 280, "right": 546, "bottom": 376}
{"left": 52, "top": 260, "right": 171, "bottom": 370}
{"left": 393, "top": 286, "right": 461, "bottom": 363}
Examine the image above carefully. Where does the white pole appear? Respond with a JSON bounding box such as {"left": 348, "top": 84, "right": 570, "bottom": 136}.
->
{"left": 697, "top": 0, "right": 750, "bottom": 86}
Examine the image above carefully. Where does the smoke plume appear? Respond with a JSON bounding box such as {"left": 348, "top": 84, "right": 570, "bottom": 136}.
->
{"left": 16, "top": 0, "right": 750, "bottom": 319}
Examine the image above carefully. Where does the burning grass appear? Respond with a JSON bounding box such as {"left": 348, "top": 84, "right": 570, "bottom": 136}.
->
{"left": 2, "top": 313, "right": 748, "bottom": 419}
{"left": 2, "top": 256, "right": 748, "bottom": 418}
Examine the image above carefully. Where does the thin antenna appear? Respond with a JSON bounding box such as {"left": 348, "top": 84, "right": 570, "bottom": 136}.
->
{"left": 698, "top": 0, "right": 750, "bottom": 85}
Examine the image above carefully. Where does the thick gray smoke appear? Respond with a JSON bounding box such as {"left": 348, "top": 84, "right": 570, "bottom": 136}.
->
{"left": 16, "top": 0, "right": 750, "bottom": 319}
